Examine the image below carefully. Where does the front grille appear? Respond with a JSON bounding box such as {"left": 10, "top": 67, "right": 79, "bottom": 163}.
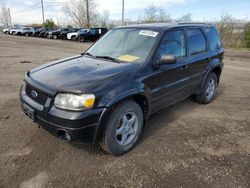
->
{"left": 25, "top": 84, "right": 50, "bottom": 105}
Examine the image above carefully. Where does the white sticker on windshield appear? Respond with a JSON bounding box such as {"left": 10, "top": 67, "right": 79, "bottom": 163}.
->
{"left": 139, "top": 30, "right": 158, "bottom": 37}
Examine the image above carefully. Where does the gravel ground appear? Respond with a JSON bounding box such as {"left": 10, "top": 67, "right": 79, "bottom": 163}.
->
{"left": 0, "top": 33, "right": 249, "bottom": 188}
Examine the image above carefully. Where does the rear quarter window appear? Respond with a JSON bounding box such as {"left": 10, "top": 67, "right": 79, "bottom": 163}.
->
{"left": 188, "top": 29, "right": 206, "bottom": 55}
{"left": 205, "top": 27, "right": 222, "bottom": 50}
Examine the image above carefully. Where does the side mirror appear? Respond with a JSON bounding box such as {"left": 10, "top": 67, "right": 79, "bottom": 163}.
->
{"left": 158, "top": 55, "right": 177, "bottom": 66}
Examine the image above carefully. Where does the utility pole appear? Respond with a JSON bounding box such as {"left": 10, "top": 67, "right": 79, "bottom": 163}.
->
{"left": 86, "top": 0, "right": 90, "bottom": 28}
{"left": 122, "top": 0, "right": 124, "bottom": 25}
{"left": 8, "top": 8, "right": 12, "bottom": 26}
{"left": 41, "top": 0, "right": 45, "bottom": 23}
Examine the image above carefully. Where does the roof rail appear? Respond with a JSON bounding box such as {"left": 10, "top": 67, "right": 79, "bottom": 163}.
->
{"left": 178, "top": 22, "right": 214, "bottom": 25}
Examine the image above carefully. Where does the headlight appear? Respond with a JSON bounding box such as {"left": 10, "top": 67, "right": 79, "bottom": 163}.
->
{"left": 54, "top": 93, "right": 95, "bottom": 111}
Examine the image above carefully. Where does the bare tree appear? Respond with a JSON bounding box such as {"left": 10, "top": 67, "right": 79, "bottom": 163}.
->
{"left": 97, "top": 10, "right": 110, "bottom": 28}
{"left": 0, "top": 0, "right": 11, "bottom": 27}
{"left": 143, "top": 4, "right": 171, "bottom": 23}
{"left": 62, "top": 0, "right": 97, "bottom": 28}
{"left": 178, "top": 13, "right": 192, "bottom": 22}
{"left": 216, "top": 13, "right": 245, "bottom": 48}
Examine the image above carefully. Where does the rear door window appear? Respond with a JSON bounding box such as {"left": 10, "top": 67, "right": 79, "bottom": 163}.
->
{"left": 205, "top": 27, "right": 222, "bottom": 50}
{"left": 188, "top": 29, "right": 206, "bottom": 55}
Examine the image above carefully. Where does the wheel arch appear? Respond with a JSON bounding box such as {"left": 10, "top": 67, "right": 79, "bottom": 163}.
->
{"left": 201, "top": 59, "right": 223, "bottom": 90}
{"left": 212, "top": 66, "right": 222, "bottom": 84}
{"left": 93, "top": 92, "right": 151, "bottom": 144}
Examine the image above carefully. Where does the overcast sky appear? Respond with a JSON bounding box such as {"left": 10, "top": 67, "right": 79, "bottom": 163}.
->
{"left": 5, "top": 0, "right": 250, "bottom": 25}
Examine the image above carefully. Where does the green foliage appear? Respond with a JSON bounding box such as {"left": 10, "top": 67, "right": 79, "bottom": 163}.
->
{"left": 42, "top": 19, "right": 56, "bottom": 29}
{"left": 244, "top": 23, "right": 250, "bottom": 48}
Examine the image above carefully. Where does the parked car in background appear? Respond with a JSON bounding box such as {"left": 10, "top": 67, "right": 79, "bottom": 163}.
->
{"left": 39, "top": 28, "right": 53, "bottom": 38}
{"left": 2, "top": 28, "right": 11, "bottom": 34}
{"left": 69, "top": 28, "right": 89, "bottom": 40}
{"left": 15, "top": 27, "right": 32, "bottom": 36}
{"left": 59, "top": 28, "right": 82, "bottom": 40}
{"left": 32, "top": 27, "right": 50, "bottom": 37}
{"left": 23, "top": 27, "right": 41, "bottom": 37}
{"left": 77, "top": 28, "right": 108, "bottom": 42}
{"left": 47, "top": 28, "right": 70, "bottom": 39}
{"left": 9, "top": 27, "right": 21, "bottom": 35}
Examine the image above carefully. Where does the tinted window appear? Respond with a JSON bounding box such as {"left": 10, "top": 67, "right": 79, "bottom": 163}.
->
{"left": 158, "top": 30, "right": 186, "bottom": 58}
{"left": 205, "top": 27, "right": 221, "bottom": 50}
{"left": 90, "top": 29, "right": 97, "bottom": 34}
{"left": 188, "top": 29, "right": 206, "bottom": 55}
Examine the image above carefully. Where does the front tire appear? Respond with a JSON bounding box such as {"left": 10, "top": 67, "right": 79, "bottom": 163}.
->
{"left": 194, "top": 72, "right": 218, "bottom": 104}
{"left": 100, "top": 101, "right": 144, "bottom": 155}
{"left": 71, "top": 35, "right": 76, "bottom": 41}
{"left": 52, "top": 34, "right": 57, "bottom": 39}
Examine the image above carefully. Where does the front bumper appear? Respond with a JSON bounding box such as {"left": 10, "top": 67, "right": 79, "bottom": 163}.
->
{"left": 20, "top": 84, "right": 107, "bottom": 143}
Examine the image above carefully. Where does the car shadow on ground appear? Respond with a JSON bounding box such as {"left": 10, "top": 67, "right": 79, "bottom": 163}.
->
{"left": 69, "top": 85, "right": 226, "bottom": 155}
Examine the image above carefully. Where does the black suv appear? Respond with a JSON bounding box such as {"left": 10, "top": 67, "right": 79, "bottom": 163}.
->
{"left": 47, "top": 28, "right": 71, "bottom": 39}
{"left": 23, "top": 27, "right": 41, "bottom": 37}
{"left": 20, "top": 23, "right": 223, "bottom": 155}
{"left": 77, "top": 28, "right": 108, "bottom": 42}
{"left": 32, "top": 28, "right": 51, "bottom": 37}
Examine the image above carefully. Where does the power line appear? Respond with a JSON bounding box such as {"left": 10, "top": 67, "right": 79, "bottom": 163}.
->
{"left": 11, "top": 1, "right": 76, "bottom": 15}
{"left": 12, "top": 1, "right": 41, "bottom": 14}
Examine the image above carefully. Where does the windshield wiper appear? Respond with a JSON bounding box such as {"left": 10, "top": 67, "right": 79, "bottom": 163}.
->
{"left": 95, "top": 55, "right": 121, "bottom": 63}
{"left": 81, "top": 52, "right": 95, "bottom": 58}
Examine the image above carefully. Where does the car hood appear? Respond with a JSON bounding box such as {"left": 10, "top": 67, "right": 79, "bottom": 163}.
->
{"left": 28, "top": 55, "right": 139, "bottom": 95}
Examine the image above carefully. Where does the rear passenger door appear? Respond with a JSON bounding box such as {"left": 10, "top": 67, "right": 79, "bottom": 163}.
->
{"left": 187, "top": 28, "right": 211, "bottom": 89}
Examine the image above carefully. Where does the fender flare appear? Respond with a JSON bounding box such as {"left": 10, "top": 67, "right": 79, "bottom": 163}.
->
{"left": 201, "top": 59, "right": 223, "bottom": 90}
{"left": 93, "top": 88, "right": 151, "bottom": 144}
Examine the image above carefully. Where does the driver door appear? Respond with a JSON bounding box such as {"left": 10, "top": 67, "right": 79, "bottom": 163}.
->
{"left": 148, "top": 29, "right": 190, "bottom": 113}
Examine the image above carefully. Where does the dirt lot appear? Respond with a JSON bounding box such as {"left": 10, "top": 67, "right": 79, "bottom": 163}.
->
{"left": 0, "top": 33, "right": 249, "bottom": 188}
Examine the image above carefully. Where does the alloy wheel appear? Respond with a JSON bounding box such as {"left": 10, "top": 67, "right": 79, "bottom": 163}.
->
{"left": 206, "top": 78, "right": 216, "bottom": 100}
{"left": 116, "top": 112, "right": 139, "bottom": 146}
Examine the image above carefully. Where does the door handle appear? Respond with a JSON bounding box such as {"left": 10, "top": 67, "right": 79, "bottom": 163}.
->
{"left": 181, "top": 65, "right": 188, "bottom": 69}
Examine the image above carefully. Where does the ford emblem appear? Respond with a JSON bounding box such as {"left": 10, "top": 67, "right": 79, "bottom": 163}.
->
{"left": 31, "top": 90, "right": 38, "bottom": 98}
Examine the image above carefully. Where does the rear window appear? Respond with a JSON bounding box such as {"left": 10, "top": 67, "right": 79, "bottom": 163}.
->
{"left": 205, "top": 27, "right": 222, "bottom": 50}
{"left": 188, "top": 29, "right": 206, "bottom": 55}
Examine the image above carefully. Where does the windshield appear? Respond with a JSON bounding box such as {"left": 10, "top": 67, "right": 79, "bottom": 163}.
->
{"left": 87, "top": 28, "right": 159, "bottom": 63}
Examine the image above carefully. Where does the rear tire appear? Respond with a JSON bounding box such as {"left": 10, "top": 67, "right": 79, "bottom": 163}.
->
{"left": 194, "top": 72, "right": 218, "bottom": 104}
{"left": 52, "top": 35, "right": 57, "bottom": 39}
{"left": 100, "top": 101, "right": 144, "bottom": 155}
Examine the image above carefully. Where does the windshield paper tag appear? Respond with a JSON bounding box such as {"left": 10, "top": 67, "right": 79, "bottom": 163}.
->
{"left": 139, "top": 30, "right": 158, "bottom": 37}
{"left": 117, "top": 55, "right": 139, "bottom": 62}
